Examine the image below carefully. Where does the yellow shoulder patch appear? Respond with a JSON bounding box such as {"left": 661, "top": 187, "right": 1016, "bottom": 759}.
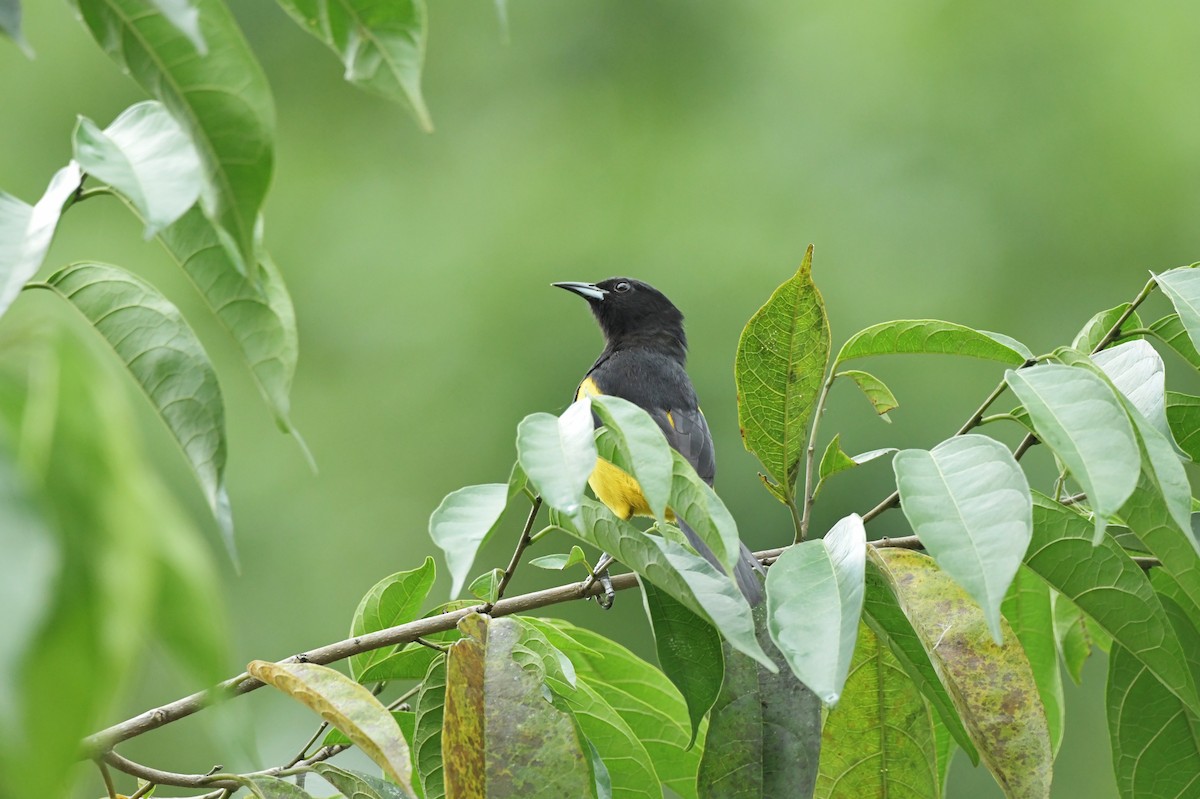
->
{"left": 576, "top": 376, "right": 603, "bottom": 401}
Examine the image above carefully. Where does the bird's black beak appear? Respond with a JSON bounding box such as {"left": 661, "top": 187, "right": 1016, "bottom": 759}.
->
{"left": 553, "top": 281, "right": 607, "bottom": 302}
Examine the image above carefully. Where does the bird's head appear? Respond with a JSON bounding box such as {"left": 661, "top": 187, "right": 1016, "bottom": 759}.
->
{"left": 554, "top": 278, "right": 687, "bottom": 356}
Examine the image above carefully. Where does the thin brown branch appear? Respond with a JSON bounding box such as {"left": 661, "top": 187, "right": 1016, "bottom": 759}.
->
{"left": 483, "top": 496, "right": 542, "bottom": 613}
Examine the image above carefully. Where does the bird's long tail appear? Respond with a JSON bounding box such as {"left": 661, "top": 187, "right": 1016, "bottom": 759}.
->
{"left": 678, "top": 519, "right": 764, "bottom": 605}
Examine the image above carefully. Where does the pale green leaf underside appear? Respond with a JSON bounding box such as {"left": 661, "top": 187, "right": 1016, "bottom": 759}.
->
{"left": 428, "top": 482, "right": 510, "bottom": 599}
{"left": 0, "top": 162, "right": 82, "bottom": 320}
{"left": 517, "top": 399, "right": 596, "bottom": 516}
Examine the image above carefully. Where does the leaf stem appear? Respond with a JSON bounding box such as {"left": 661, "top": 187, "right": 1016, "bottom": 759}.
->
{"left": 797, "top": 369, "right": 837, "bottom": 542}
{"left": 482, "top": 496, "right": 542, "bottom": 613}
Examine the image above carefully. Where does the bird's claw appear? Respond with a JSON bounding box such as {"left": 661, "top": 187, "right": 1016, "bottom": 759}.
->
{"left": 597, "top": 571, "right": 615, "bottom": 610}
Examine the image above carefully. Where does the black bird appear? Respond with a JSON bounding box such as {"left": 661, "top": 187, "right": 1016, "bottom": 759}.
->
{"left": 555, "top": 277, "right": 764, "bottom": 604}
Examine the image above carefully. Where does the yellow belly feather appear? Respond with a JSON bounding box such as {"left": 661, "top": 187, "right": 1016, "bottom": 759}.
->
{"left": 577, "top": 375, "right": 665, "bottom": 520}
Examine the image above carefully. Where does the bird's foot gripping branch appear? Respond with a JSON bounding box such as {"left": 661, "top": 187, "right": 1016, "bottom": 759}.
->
{"left": 88, "top": 253, "right": 1200, "bottom": 799}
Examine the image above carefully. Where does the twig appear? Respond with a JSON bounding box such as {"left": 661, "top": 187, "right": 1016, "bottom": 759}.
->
{"left": 798, "top": 370, "right": 837, "bottom": 542}
{"left": 283, "top": 722, "right": 329, "bottom": 769}
{"left": 482, "top": 496, "right": 542, "bottom": 613}
{"left": 103, "top": 743, "right": 351, "bottom": 790}
{"left": 97, "top": 759, "right": 118, "bottom": 799}
{"left": 414, "top": 637, "right": 449, "bottom": 652}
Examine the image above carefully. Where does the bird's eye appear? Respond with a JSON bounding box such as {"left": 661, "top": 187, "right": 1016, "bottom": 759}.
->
{"left": 614, "top": 281, "right": 631, "bottom": 293}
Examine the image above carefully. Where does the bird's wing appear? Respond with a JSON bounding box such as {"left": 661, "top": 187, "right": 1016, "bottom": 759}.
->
{"left": 654, "top": 406, "right": 716, "bottom": 486}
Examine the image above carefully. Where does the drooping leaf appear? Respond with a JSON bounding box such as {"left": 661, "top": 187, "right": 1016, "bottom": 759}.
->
{"left": 413, "top": 656, "right": 447, "bottom": 799}
{"left": 835, "top": 320, "right": 1029, "bottom": 366}
{"left": 591, "top": 394, "right": 674, "bottom": 521}
{"left": 274, "top": 0, "right": 432, "bottom": 131}
{"left": 42, "top": 262, "right": 234, "bottom": 560}
{"left": 1072, "top": 303, "right": 1140, "bottom": 353}
{"left": 837, "top": 368, "right": 898, "bottom": 418}
{"left": 73, "top": 101, "right": 204, "bottom": 236}
{"left": 467, "top": 568, "right": 503, "bottom": 603}
{"left": 875, "top": 549, "right": 1052, "bottom": 799}
{"left": 1004, "top": 364, "right": 1139, "bottom": 543}
{"left": 232, "top": 775, "right": 316, "bottom": 799}
{"left": 518, "top": 399, "right": 596, "bottom": 516}
{"left": 0, "top": 162, "right": 82, "bottom": 320}
{"left": 1094, "top": 340, "right": 1173, "bottom": 446}
{"left": 247, "top": 660, "right": 414, "bottom": 792}
{"left": 815, "top": 622, "right": 939, "bottom": 799}
{"left": 1050, "top": 592, "right": 1093, "bottom": 685}
{"left": 309, "top": 763, "right": 413, "bottom": 799}
{"left": 442, "top": 614, "right": 595, "bottom": 798}
{"left": 551, "top": 500, "right": 773, "bottom": 670}
{"left": 1024, "top": 495, "right": 1200, "bottom": 714}
{"left": 735, "top": 245, "right": 830, "bottom": 493}
{"left": 73, "top": 0, "right": 275, "bottom": 273}
{"left": 766, "top": 514, "right": 866, "bottom": 704}
{"left": 1001, "top": 566, "right": 1065, "bottom": 757}
{"left": 429, "top": 465, "right": 525, "bottom": 598}
{"left": 639, "top": 577, "right": 723, "bottom": 747}
{"left": 0, "top": 0, "right": 33, "bottom": 57}
{"left": 1166, "top": 391, "right": 1200, "bottom": 461}
{"left": 529, "top": 546, "right": 587, "bottom": 571}
{"left": 349, "top": 557, "right": 436, "bottom": 680}
{"left": 697, "top": 606, "right": 822, "bottom": 799}
{"left": 815, "top": 434, "right": 894, "bottom": 497}
{"left": 893, "top": 434, "right": 1033, "bottom": 642}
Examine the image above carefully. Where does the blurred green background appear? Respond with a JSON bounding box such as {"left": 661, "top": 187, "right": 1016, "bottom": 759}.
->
{"left": 5, "top": 0, "right": 1200, "bottom": 796}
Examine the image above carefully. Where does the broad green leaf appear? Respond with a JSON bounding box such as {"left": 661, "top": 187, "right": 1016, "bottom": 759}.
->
{"left": 815, "top": 433, "right": 894, "bottom": 497}
{"left": 413, "top": 656, "right": 447, "bottom": 799}
{"left": 592, "top": 394, "right": 674, "bottom": 520}
{"left": 150, "top": 0, "right": 205, "bottom": 53}
{"left": 42, "top": 263, "right": 234, "bottom": 560}
{"left": 429, "top": 467, "right": 524, "bottom": 598}
{"left": 1005, "top": 364, "right": 1139, "bottom": 543}
{"left": 73, "top": 101, "right": 203, "bottom": 236}
{"left": 73, "top": 0, "right": 275, "bottom": 272}
{"left": 442, "top": 615, "right": 594, "bottom": 799}
{"left": 358, "top": 602, "right": 469, "bottom": 683}
{"left": 529, "top": 546, "right": 587, "bottom": 570}
{"left": 663, "top": 447, "right": 742, "bottom": 573}
{"left": 1155, "top": 265, "right": 1200, "bottom": 353}
{"left": 1072, "top": 303, "right": 1140, "bottom": 353}
{"left": 698, "top": 607, "right": 822, "bottom": 799}
{"left": 154, "top": 209, "right": 303, "bottom": 442}
{"left": 640, "top": 577, "right": 722, "bottom": 747}
{"left": 1050, "top": 592, "right": 1093, "bottom": 685}
{"left": 232, "top": 775, "right": 316, "bottom": 799}
{"left": 875, "top": 549, "right": 1051, "bottom": 799}
{"left": 551, "top": 500, "right": 774, "bottom": 670}
{"left": 275, "top": 0, "right": 432, "bottom": 132}
{"left": 518, "top": 398, "right": 596, "bottom": 515}
{"left": 862, "top": 552, "right": 977, "bottom": 761}
{"left": 523, "top": 619, "right": 702, "bottom": 799}
{"left": 815, "top": 622, "right": 939, "bottom": 799}
{"left": 735, "top": 245, "right": 830, "bottom": 492}
{"left": 1001, "top": 567, "right": 1064, "bottom": 757}
{"left": 349, "top": 557, "right": 436, "bottom": 680}
{"left": 1150, "top": 313, "right": 1200, "bottom": 371}
{"left": 0, "top": 162, "right": 82, "bottom": 319}
{"left": 1094, "top": 340, "right": 1172, "bottom": 446}
{"left": 893, "top": 434, "right": 1033, "bottom": 642}
{"left": 835, "top": 320, "right": 1028, "bottom": 366}
{"left": 837, "top": 368, "right": 898, "bottom": 418}
{"left": 248, "top": 660, "right": 414, "bottom": 792}
{"left": 1167, "top": 391, "right": 1200, "bottom": 461}
{"left": 310, "top": 763, "right": 413, "bottom": 799}
{"left": 932, "top": 713, "right": 955, "bottom": 797}
{"left": 0, "top": 0, "right": 33, "bottom": 57}
{"left": 1107, "top": 639, "right": 1200, "bottom": 799}
{"left": 467, "top": 568, "right": 503, "bottom": 603}
{"left": 766, "top": 514, "right": 866, "bottom": 704}
{"left": 1024, "top": 495, "right": 1200, "bottom": 714}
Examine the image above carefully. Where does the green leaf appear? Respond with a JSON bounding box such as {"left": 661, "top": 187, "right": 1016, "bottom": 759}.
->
{"left": 861, "top": 552, "right": 977, "bottom": 762}
{"left": 248, "top": 660, "right": 414, "bottom": 793}
{"left": 0, "top": 0, "right": 33, "bottom": 57}
{"left": 73, "top": 0, "right": 275, "bottom": 273}
{"left": 1024, "top": 495, "right": 1200, "bottom": 714}
{"left": 766, "top": 514, "right": 866, "bottom": 704}
{"left": 349, "top": 557, "right": 436, "bottom": 680}
{"left": 663, "top": 447, "right": 742, "bottom": 573}
{"left": 815, "top": 622, "right": 939, "bottom": 799}
{"left": 640, "top": 577, "right": 722, "bottom": 747}
{"left": 1001, "top": 566, "right": 1065, "bottom": 757}
{"left": 591, "top": 394, "right": 674, "bottom": 520}
{"left": 529, "top": 546, "right": 587, "bottom": 571}
{"left": 875, "top": 549, "right": 1052, "bottom": 799}
{"left": 275, "top": 0, "right": 432, "bottom": 132}
{"left": 0, "top": 162, "right": 82, "bottom": 319}
{"left": 150, "top": 0, "right": 206, "bottom": 53}
{"left": 154, "top": 208, "right": 303, "bottom": 442}
{"left": 1004, "top": 364, "right": 1139, "bottom": 543}
{"left": 43, "top": 262, "right": 234, "bottom": 561}
{"left": 932, "top": 713, "right": 955, "bottom": 796}
{"left": 1107, "top": 638, "right": 1200, "bottom": 799}
{"left": 442, "top": 614, "right": 595, "bottom": 798}
{"left": 735, "top": 245, "right": 831, "bottom": 492}
{"left": 893, "top": 434, "right": 1033, "bottom": 642}
{"left": 1155, "top": 264, "right": 1200, "bottom": 352}
{"left": 1167, "top": 391, "right": 1200, "bottom": 461}
{"left": 1094, "top": 340, "right": 1173, "bottom": 447}
{"left": 73, "top": 101, "right": 203, "bottom": 236}
{"left": 698, "top": 607, "right": 822, "bottom": 799}
{"left": 835, "top": 320, "right": 1029, "bottom": 366}
{"left": 837, "top": 368, "right": 898, "bottom": 418}
{"left": 429, "top": 467, "right": 524, "bottom": 598}
{"left": 1050, "top": 592, "right": 1093, "bottom": 685}
{"left": 413, "top": 656, "right": 447, "bottom": 799}
{"left": 518, "top": 398, "right": 597, "bottom": 516}
{"left": 467, "top": 568, "right": 503, "bottom": 603}
{"left": 551, "top": 500, "right": 774, "bottom": 670}
{"left": 310, "top": 763, "right": 414, "bottom": 799}
{"left": 232, "top": 775, "right": 316, "bottom": 799}
{"left": 1150, "top": 313, "right": 1200, "bottom": 371}
{"left": 815, "top": 433, "right": 894, "bottom": 497}
{"left": 1072, "top": 303, "right": 1140, "bottom": 353}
